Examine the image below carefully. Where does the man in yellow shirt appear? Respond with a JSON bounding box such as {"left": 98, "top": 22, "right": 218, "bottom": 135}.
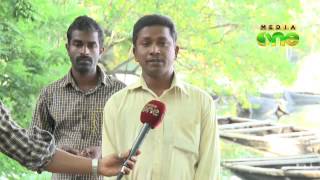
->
{"left": 102, "top": 14, "right": 220, "bottom": 180}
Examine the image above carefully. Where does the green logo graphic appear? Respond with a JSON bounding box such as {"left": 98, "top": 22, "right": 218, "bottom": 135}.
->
{"left": 257, "top": 25, "right": 299, "bottom": 47}
{"left": 257, "top": 32, "right": 299, "bottom": 46}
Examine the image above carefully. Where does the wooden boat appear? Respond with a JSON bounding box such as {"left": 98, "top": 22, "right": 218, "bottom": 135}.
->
{"left": 222, "top": 154, "right": 320, "bottom": 180}
{"left": 218, "top": 117, "right": 320, "bottom": 155}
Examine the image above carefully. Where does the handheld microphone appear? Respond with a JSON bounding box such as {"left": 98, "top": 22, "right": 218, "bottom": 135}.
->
{"left": 116, "top": 100, "right": 166, "bottom": 180}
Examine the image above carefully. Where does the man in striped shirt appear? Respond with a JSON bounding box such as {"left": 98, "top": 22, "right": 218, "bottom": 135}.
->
{"left": 31, "top": 16, "right": 125, "bottom": 180}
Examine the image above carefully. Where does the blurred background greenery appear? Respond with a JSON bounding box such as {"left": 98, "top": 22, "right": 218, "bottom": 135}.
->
{"left": 1, "top": 0, "right": 320, "bottom": 179}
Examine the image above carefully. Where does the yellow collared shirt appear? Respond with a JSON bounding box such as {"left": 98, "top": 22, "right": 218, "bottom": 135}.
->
{"left": 102, "top": 74, "right": 220, "bottom": 180}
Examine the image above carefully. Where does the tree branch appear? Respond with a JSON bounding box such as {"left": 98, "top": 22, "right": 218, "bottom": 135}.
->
{"left": 106, "top": 37, "right": 130, "bottom": 49}
{"left": 111, "top": 56, "right": 134, "bottom": 72}
{"left": 209, "top": 23, "right": 238, "bottom": 29}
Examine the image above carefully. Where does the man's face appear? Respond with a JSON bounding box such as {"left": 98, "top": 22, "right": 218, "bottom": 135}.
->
{"left": 133, "top": 25, "right": 179, "bottom": 78}
{"left": 66, "top": 30, "right": 103, "bottom": 74}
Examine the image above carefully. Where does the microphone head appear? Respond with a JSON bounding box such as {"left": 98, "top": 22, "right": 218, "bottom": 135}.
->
{"left": 140, "top": 100, "right": 166, "bottom": 129}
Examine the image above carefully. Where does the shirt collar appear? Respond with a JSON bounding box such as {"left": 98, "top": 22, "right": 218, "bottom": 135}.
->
{"left": 128, "top": 72, "right": 188, "bottom": 96}
{"left": 61, "top": 65, "right": 110, "bottom": 88}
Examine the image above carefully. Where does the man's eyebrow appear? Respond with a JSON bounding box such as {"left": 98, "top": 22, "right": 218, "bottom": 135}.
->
{"left": 157, "top": 37, "right": 169, "bottom": 40}
{"left": 87, "top": 41, "right": 97, "bottom": 44}
{"left": 72, "top": 39, "right": 97, "bottom": 44}
{"left": 138, "top": 36, "right": 169, "bottom": 41}
{"left": 72, "top": 39, "right": 82, "bottom": 43}
{"left": 139, "top": 36, "right": 151, "bottom": 40}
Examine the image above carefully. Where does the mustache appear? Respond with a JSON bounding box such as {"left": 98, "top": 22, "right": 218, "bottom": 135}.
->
{"left": 76, "top": 56, "right": 92, "bottom": 61}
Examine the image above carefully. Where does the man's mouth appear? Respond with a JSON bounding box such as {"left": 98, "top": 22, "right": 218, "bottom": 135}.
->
{"left": 76, "top": 57, "right": 92, "bottom": 64}
{"left": 147, "top": 59, "right": 162, "bottom": 63}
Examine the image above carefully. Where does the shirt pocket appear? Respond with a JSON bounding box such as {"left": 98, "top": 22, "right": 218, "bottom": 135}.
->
{"left": 170, "top": 109, "right": 201, "bottom": 154}
{"left": 172, "top": 114, "right": 201, "bottom": 154}
{"left": 168, "top": 121, "right": 200, "bottom": 179}
{"left": 173, "top": 135, "right": 198, "bottom": 155}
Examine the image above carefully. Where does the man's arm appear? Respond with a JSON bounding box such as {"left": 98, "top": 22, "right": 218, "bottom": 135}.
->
{"left": 0, "top": 101, "right": 55, "bottom": 171}
{"left": 194, "top": 97, "right": 220, "bottom": 180}
{"left": 46, "top": 148, "right": 137, "bottom": 176}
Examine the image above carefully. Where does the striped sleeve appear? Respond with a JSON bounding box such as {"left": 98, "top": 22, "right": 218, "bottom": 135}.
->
{"left": 0, "top": 101, "right": 55, "bottom": 172}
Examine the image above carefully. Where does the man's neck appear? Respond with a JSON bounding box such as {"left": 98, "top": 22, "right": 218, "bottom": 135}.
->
{"left": 71, "top": 68, "right": 99, "bottom": 91}
{"left": 143, "top": 72, "right": 174, "bottom": 97}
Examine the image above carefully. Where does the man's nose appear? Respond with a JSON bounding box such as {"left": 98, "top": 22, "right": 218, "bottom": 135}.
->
{"left": 80, "top": 45, "right": 89, "bottom": 55}
{"left": 150, "top": 45, "right": 160, "bottom": 55}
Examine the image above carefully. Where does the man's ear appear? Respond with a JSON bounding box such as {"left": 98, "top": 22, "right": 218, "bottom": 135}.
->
{"left": 99, "top": 47, "right": 105, "bottom": 55}
{"left": 133, "top": 46, "right": 138, "bottom": 62}
{"left": 132, "top": 46, "right": 136, "bottom": 54}
{"left": 174, "top": 45, "right": 180, "bottom": 60}
{"left": 65, "top": 43, "right": 69, "bottom": 50}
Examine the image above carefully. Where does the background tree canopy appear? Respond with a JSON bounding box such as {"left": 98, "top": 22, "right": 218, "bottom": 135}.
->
{"left": 0, "top": 0, "right": 314, "bottom": 178}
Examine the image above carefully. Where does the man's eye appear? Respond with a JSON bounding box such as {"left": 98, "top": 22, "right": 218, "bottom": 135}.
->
{"left": 88, "top": 43, "right": 97, "bottom": 48}
{"left": 142, "top": 42, "right": 150, "bottom": 47}
{"left": 74, "top": 42, "right": 82, "bottom": 47}
{"left": 159, "top": 42, "right": 166, "bottom": 46}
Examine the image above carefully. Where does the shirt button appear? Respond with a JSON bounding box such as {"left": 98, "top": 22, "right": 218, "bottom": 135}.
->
{"left": 81, "top": 131, "right": 85, "bottom": 139}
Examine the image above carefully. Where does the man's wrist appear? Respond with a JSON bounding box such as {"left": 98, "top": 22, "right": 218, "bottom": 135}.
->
{"left": 92, "top": 159, "right": 99, "bottom": 176}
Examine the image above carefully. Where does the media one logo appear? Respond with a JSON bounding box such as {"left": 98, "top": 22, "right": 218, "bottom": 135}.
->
{"left": 257, "top": 25, "right": 299, "bottom": 47}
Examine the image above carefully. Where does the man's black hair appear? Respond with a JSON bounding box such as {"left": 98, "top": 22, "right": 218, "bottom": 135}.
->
{"left": 132, "top": 14, "right": 177, "bottom": 45}
{"left": 67, "top": 15, "right": 104, "bottom": 47}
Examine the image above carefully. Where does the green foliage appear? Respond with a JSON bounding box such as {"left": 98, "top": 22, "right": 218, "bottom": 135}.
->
{"left": 80, "top": 0, "right": 303, "bottom": 98}
{"left": 0, "top": 0, "right": 81, "bottom": 176}
{"left": 1, "top": 0, "right": 74, "bottom": 127}
{"left": 0, "top": 153, "right": 29, "bottom": 179}
{"left": 81, "top": 1, "right": 305, "bottom": 113}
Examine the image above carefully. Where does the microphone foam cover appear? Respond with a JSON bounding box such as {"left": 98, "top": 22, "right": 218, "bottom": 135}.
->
{"left": 140, "top": 100, "right": 166, "bottom": 129}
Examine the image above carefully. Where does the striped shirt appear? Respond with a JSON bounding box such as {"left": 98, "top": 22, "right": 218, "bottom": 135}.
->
{"left": 31, "top": 66, "right": 125, "bottom": 180}
{"left": 0, "top": 101, "right": 55, "bottom": 172}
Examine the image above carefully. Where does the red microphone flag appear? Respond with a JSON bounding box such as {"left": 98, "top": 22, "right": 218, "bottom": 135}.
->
{"left": 140, "top": 100, "right": 166, "bottom": 129}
